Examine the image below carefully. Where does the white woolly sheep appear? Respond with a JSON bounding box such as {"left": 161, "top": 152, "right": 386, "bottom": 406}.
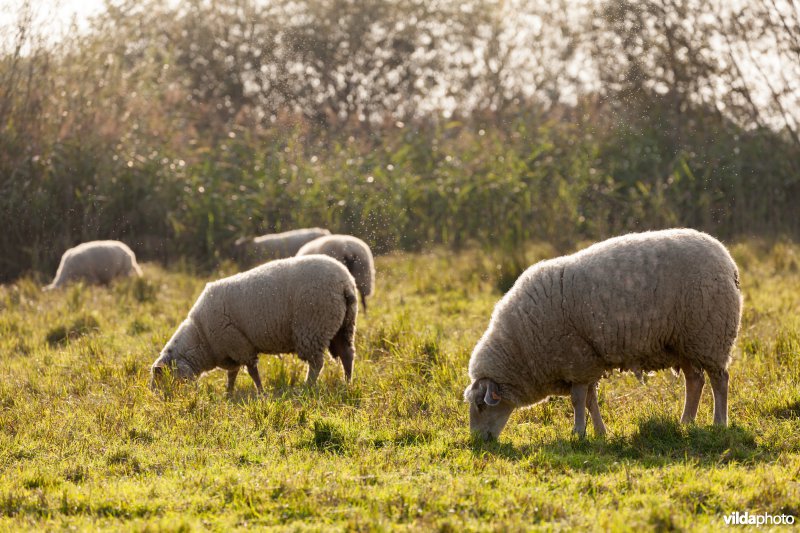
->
{"left": 296, "top": 234, "right": 376, "bottom": 314}
{"left": 46, "top": 240, "right": 143, "bottom": 290}
{"left": 150, "top": 255, "right": 358, "bottom": 394}
{"left": 464, "top": 229, "right": 742, "bottom": 441}
{"left": 233, "top": 227, "right": 330, "bottom": 267}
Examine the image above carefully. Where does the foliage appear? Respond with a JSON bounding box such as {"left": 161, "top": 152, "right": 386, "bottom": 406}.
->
{"left": 0, "top": 0, "right": 799, "bottom": 282}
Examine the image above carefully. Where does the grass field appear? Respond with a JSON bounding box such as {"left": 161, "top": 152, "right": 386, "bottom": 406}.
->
{"left": 0, "top": 240, "right": 799, "bottom": 531}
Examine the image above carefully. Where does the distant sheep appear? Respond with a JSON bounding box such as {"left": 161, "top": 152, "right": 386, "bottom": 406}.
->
{"left": 233, "top": 228, "right": 330, "bottom": 267}
{"left": 150, "top": 255, "right": 358, "bottom": 394}
{"left": 296, "top": 234, "right": 376, "bottom": 314}
{"left": 464, "top": 229, "right": 742, "bottom": 441}
{"left": 46, "top": 240, "right": 143, "bottom": 290}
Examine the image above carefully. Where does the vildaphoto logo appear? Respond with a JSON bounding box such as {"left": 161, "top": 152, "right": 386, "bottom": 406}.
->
{"left": 723, "top": 511, "right": 796, "bottom": 526}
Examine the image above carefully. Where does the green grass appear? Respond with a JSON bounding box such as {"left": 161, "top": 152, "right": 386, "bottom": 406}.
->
{"left": 0, "top": 242, "right": 799, "bottom": 531}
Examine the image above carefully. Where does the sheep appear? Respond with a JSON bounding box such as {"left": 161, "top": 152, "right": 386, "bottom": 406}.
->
{"left": 150, "top": 255, "right": 358, "bottom": 395}
{"left": 233, "top": 227, "right": 331, "bottom": 267}
{"left": 46, "top": 240, "right": 143, "bottom": 290}
{"left": 296, "top": 234, "right": 376, "bottom": 314}
{"left": 464, "top": 229, "right": 742, "bottom": 441}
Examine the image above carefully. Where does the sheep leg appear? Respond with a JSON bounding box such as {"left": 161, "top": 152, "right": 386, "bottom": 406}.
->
{"left": 708, "top": 368, "right": 729, "bottom": 426}
{"left": 303, "top": 352, "right": 325, "bottom": 386}
{"left": 246, "top": 362, "right": 264, "bottom": 394}
{"left": 586, "top": 382, "right": 607, "bottom": 436}
{"left": 329, "top": 328, "right": 355, "bottom": 382}
{"left": 680, "top": 365, "right": 705, "bottom": 424}
{"left": 570, "top": 383, "right": 589, "bottom": 438}
{"left": 226, "top": 368, "right": 239, "bottom": 396}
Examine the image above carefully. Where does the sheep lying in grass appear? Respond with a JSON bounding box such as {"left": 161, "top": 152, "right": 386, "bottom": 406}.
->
{"left": 151, "top": 255, "right": 358, "bottom": 394}
{"left": 464, "top": 229, "right": 742, "bottom": 441}
{"left": 233, "top": 228, "right": 330, "bottom": 267}
{"left": 46, "top": 240, "right": 143, "bottom": 290}
{"left": 296, "top": 234, "right": 376, "bottom": 314}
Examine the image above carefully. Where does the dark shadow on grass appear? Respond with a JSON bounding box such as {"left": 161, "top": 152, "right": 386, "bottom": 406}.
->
{"left": 468, "top": 415, "right": 770, "bottom": 472}
{"left": 227, "top": 388, "right": 264, "bottom": 403}
{"left": 227, "top": 386, "right": 299, "bottom": 406}
{"left": 45, "top": 314, "right": 100, "bottom": 345}
{"left": 309, "top": 419, "right": 347, "bottom": 453}
{"left": 616, "top": 417, "right": 760, "bottom": 462}
{"left": 771, "top": 398, "right": 800, "bottom": 420}
{"left": 468, "top": 434, "right": 522, "bottom": 458}
{"left": 228, "top": 378, "right": 360, "bottom": 406}
{"left": 372, "top": 429, "right": 434, "bottom": 448}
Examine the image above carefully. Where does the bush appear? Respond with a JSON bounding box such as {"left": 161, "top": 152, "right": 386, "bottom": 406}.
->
{"left": 1, "top": 0, "right": 799, "bottom": 282}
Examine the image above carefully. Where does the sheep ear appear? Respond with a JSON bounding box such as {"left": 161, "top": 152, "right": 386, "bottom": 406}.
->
{"left": 483, "top": 380, "right": 501, "bottom": 406}
{"left": 464, "top": 381, "right": 484, "bottom": 403}
{"left": 464, "top": 379, "right": 501, "bottom": 405}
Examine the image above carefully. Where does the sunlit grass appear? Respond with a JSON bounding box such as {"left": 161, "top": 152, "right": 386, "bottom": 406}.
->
{"left": 0, "top": 241, "right": 798, "bottom": 530}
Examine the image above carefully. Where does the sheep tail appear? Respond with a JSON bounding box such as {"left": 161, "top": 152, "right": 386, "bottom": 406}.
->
{"left": 329, "top": 286, "right": 357, "bottom": 381}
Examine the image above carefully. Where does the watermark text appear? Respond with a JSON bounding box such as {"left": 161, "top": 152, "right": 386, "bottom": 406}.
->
{"left": 724, "top": 512, "right": 795, "bottom": 527}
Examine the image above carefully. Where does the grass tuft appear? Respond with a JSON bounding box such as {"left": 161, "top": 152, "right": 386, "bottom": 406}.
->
{"left": 772, "top": 398, "right": 800, "bottom": 420}
{"left": 310, "top": 419, "right": 348, "bottom": 454}
{"left": 45, "top": 313, "right": 101, "bottom": 345}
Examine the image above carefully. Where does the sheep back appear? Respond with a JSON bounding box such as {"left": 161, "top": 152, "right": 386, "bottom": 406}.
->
{"left": 47, "top": 240, "right": 142, "bottom": 289}
{"left": 296, "top": 234, "right": 375, "bottom": 298}
{"left": 235, "top": 227, "right": 330, "bottom": 265}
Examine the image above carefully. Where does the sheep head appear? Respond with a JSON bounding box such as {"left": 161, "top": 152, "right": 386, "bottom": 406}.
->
{"left": 150, "top": 321, "right": 204, "bottom": 390}
{"left": 149, "top": 351, "right": 196, "bottom": 390}
{"left": 464, "top": 378, "right": 514, "bottom": 441}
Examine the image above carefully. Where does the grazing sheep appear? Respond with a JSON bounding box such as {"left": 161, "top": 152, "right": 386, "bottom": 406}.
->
{"left": 296, "top": 234, "right": 376, "bottom": 314}
{"left": 233, "top": 227, "right": 330, "bottom": 267}
{"left": 150, "top": 255, "right": 358, "bottom": 394}
{"left": 464, "top": 229, "right": 742, "bottom": 441}
{"left": 46, "top": 240, "right": 143, "bottom": 290}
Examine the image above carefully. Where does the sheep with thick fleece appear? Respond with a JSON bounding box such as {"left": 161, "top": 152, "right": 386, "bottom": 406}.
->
{"left": 296, "top": 234, "right": 376, "bottom": 314}
{"left": 150, "top": 255, "right": 358, "bottom": 394}
{"left": 233, "top": 227, "right": 330, "bottom": 266}
{"left": 46, "top": 240, "right": 143, "bottom": 289}
{"left": 464, "top": 229, "right": 742, "bottom": 441}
